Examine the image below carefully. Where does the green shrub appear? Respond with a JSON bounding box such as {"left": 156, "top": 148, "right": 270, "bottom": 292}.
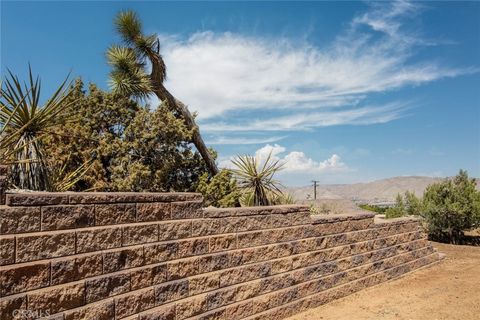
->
{"left": 385, "top": 191, "right": 422, "bottom": 218}
{"left": 196, "top": 170, "right": 240, "bottom": 208}
{"left": 422, "top": 170, "right": 480, "bottom": 243}
{"left": 384, "top": 170, "right": 480, "bottom": 244}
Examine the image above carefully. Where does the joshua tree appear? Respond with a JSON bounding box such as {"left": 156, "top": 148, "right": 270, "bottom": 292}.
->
{"left": 107, "top": 10, "right": 219, "bottom": 176}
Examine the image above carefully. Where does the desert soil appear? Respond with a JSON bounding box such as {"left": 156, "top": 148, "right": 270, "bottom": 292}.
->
{"left": 287, "top": 242, "right": 480, "bottom": 320}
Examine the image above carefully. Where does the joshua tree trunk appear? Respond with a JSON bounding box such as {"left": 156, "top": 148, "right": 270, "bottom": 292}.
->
{"left": 149, "top": 54, "right": 219, "bottom": 176}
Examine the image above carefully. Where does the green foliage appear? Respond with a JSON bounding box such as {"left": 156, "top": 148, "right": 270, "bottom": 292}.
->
{"left": 196, "top": 170, "right": 240, "bottom": 207}
{"left": 384, "top": 170, "right": 480, "bottom": 244}
{"left": 43, "top": 80, "right": 209, "bottom": 192}
{"left": 107, "top": 10, "right": 159, "bottom": 99}
{"left": 422, "top": 170, "right": 480, "bottom": 243}
{"left": 385, "top": 191, "right": 422, "bottom": 219}
{"left": 0, "top": 67, "right": 82, "bottom": 191}
{"left": 231, "top": 152, "right": 284, "bottom": 206}
{"left": 358, "top": 204, "right": 387, "bottom": 214}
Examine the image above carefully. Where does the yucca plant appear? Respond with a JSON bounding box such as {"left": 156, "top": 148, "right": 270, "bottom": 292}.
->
{"left": 0, "top": 67, "right": 76, "bottom": 190}
{"left": 231, "top": 152, "right": 284, "bottom": 206}
{"left": 107, "top": 10, "right": 219, "bottom": 176}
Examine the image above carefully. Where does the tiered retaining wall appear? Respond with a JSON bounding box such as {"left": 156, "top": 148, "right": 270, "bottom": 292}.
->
{"left": 0, "top": 187, "right": 441, "bottom": 319}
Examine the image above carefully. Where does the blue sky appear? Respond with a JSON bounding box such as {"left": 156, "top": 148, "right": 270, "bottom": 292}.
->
{"left": 2, "top": 1, "right": 479, "bottom": 186}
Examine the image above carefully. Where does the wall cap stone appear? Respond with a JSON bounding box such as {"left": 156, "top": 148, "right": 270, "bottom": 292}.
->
{"left": 203, "top": 204, "right": 309, "bottom": 218}
{"left": 5, "top": 192, "right": 203, "bottom": 206}
{"left": 311, "top": 212, "right": 375, "bottom": 224}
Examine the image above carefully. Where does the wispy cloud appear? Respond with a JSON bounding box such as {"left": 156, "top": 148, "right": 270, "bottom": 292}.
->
{"left": 157, "top": 0, "right": 475, "bottom": 139}
{"left": 207, "top": 135, "right": 286, "bottom": 145}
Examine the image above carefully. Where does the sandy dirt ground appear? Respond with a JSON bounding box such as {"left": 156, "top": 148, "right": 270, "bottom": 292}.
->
{"left": 287, "top": 242, "right": 480, "bottom": 320}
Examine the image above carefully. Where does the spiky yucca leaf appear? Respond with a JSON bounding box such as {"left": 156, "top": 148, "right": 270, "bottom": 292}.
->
{"left": 230, "top": 152, "right": 284, "bottom": 206}
{"left": 115, "top": 11, "right": 142, "bottom": 46}
{"left": 0, "top": 67, "right": 76, "bottom": 190}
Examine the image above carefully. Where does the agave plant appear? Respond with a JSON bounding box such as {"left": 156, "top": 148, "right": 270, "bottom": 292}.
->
{"left": 107, "top": 10, "right": 219, "bottom": 176}
{"left": 231, "top": 152, "right": 284, "bottom": 206}
{"left": 0, "top": 67, "right": 76, "bottom": 190}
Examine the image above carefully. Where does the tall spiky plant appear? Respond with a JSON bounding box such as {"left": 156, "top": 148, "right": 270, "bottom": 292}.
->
{"left": 231, "top": 152, "right": 284, "bottom": 206}
{"left": 107, "top": 10, "right": 219, "bottom": 176}
{"left": 0, "top": 67, "right": 76, "bottom": 190}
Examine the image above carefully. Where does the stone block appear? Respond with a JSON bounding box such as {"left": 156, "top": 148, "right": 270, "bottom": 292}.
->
{"left": 95, "top": 203, "right": 136, "bottom": 225}
{"left": 103, "top": 247, "right": 145, "bottom": 273}
{"left": 51, "top": 253, "right": 103, "bottom": 285}
{"left": 76, "top": 226, "right": 122, "bottom": 254}
{"left": 64, "top": 300, "right": 114, "bottom": 320}
{"left": 0, "top": 206, "right": 41, "bottom": 234}
{"left": 144, "top": 242, "right": 177, "bottom": 264}
{"left": 154, "top": 279, "right": 189, "bottom": 304}
{"left": 0, "top": 261, "right": 50, "bottom": 296}
{"left": 115, "top": 287, "right": 155, "bottom": 319}
{"left": 136, "top": 203, "right": 171, "bottom": 222}
{"left": 159, "top": 221, "right": 191, "bottom": 240}
{"left": 189, "top": 274, "right": 220, "bottom": 295}
{"left": 0, "top": 294, "right": 27, "bottom": 320}
{"left": 85, "top": 273, "right": 130, "bottom": 303}
{"left": 0, "top": 236, "right": 15, "bottom": 265}
{"left": 171, "top": 201, "right": 203, "bottom": 219}
{"left": 16, "top": 231, "right": 75, "bottom": 262}
{"left": 123, "top": 224, "right": 158, "bottom": 246}
{"left": 27, "top": 282, "right": 85, "bottom": 315}
{"left": 130, "top": 264, "right": 166, "bottom": 290}
{"left": 209, "top": 234, "right": 236, "bottom": 253}
{"left": 177, "top": 238, "right": 209, "bottom": 258}
{"left": 41, "top": 205, "right": 94, "bottom": 231}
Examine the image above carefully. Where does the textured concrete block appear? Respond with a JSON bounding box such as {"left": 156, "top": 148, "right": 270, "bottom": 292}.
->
{"left": 159, "top": 221, "right": 191, "bottom": 240}
{"left": 51, "top": 253, "right": 103, "bottom": 285}
{"left": 64, "top": 300, "right": 114, "bottom": 320}
{"left": 130, "top": 264, "right": 166, "bottom": 290}
{"left": 189, "top": 274, "right": 220, "bottom": 295}
{"left": 136, "top": 203, "right": 171, "bottom": 222}
{"left": 155, "top": 279, "right": 189, "bottom": 304}
{"left": 123, "top": 224, "right": 158, "bottom": 246}
{"left": 16, "top": 231, "right": 75, "bottom": 262}
{"left": 171, "top": 201, "right": 203, "bottom": 219}
{"left": 0, "top": 261, "right": 50, "bottom": 296}
{"left": 85, "top": 273, "right": 130, "bottom": 303}
{"left": 209, "top": 234, "right": 236, "bottom": 253}
{"left": 0, "top": 206, "right": 41, "bottom": 234}
{"left": 27, "top": 282, "right": 85, "bottom": 315}
{"left": 0, "top": 294, "right": 27, "bottom": 320}
{"left": 138, "top": 303, "right": 176, "bottom": 320}
{"left": 76, "top": 226, "right": 122, "bottom": 253}
{"left": 0, "top": 236, "right": 15, "bottom": 265}
{"left": 144, "top": 242, "right": 177, "bottom": 264}
{"left": 41, "top": 205, "right": 94, "bottom": 231}
{"left": 177, "top": 238, "right": 209, "bottom": 258}
{"left": 103, "top": 247, "right": 145, "bottom": 273}
{"left": 95, "top": 203, "right": 136, "bottom": 225}
{"left": 115, "top": 287, "right": 155, "bottom": 319}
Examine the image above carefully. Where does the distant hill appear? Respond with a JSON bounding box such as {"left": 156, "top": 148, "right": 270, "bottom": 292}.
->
{"left": 287, "top": 176, "right": 480, "bottom": 205}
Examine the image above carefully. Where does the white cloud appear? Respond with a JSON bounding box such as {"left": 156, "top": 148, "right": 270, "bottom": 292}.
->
{"left": 222, "top": 143, "right": 350, "bottom": 175}
{"left": 207, "top": 135, "right": 285, "bottom": 145}
{"left": 157, "top": 0, "right": 475, "bottom": 136}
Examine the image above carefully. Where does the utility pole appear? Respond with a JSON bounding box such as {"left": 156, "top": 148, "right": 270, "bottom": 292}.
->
{"left": 311, "top": 180, "right": 320, "bottom": 200}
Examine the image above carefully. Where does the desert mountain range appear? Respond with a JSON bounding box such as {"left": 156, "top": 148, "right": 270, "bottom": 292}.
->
{"left": 287, "top": 176, "right": 480, "bottom": 205}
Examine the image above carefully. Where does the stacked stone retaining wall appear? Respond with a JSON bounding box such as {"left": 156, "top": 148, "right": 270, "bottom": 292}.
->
{"left": 0, "top": 180, "right": 441, "bottom": 319}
